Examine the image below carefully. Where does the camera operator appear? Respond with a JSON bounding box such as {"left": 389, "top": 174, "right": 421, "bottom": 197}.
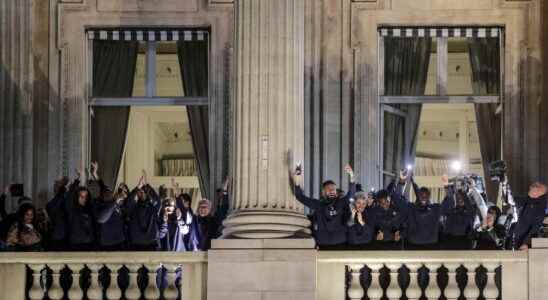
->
{"left": 439, "top": 175, "right": 475, "bottom": 250}
{"left": 291, "top": 164, "right": 356, "bottom": 249}
{"left": 512, "top": 182, "right": 547, "bottom": 251}
{"left": 473, "top": 206, "right": 506, "bottom": 250}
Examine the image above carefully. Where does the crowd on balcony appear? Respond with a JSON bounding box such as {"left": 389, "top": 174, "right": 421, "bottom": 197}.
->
{"left": 0, "top": 161, "right": 546, "bottom": 252}
{"left": 292, "top": 164, "right": 548, "bottom": 251}
{"left": 0, "top": 162, "right": 228, "bottom": 252}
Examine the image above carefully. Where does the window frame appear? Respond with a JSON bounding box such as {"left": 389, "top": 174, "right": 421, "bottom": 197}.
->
{"left": 377, "top": 26, "right": 505, "bottom": 186}
{"left": 86, "top": 32, "right": 210, "bottom": 184}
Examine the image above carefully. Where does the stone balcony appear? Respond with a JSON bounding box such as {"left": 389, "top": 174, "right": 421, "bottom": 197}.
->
{"left": 0, "top": 239, "right": 546, "bottom": 300}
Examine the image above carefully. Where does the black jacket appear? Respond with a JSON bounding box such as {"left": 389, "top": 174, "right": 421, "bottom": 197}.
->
{"left": 440, "top": 186, "right": 475, "bottom": 237}
{"left": 347, "top": 209, "right": 376, "bottom": 245}
{"left": 294, "top": 183, "right": 356, "bottom": 246}
{"left": 512, "top": 193, "right": 547, "bottom": 247}
{"left": 392, "top": 182, "right": 442, "bottom": 245}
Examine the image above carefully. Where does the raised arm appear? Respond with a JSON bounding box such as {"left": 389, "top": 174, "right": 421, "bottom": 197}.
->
{"left": 467, "top": 180, "right": 488, "bottom": 221}
{"left": 290, "top": 165, "right": 322, "bottom": 210}
{"left": 342, "top": 164, "right": 357, "bottom": 203}
{"left": 391, "top": 171, "right": 410, "bottom": 212}
{"left": 440, "top": 175, "right": 455, "bottom": 214}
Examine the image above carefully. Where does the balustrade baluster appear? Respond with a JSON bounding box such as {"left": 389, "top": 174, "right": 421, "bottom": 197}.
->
{"left": 444, "top": 263, "right": 461, "bottom": 300}
{"left": 424, "top": 263, "right": 442, "bottom": 300}
{"left": 483, "top": 263, "right": 500, "bottom": 300}
{"left": 367, "top": 264, "right": 384, "bottom": 300}
{"left": 406, "top": 263, "right": 422, "bottom": 300}
{"left": 347, "top": 264, "right": 365, "bottom": 300}
{"left": 67, "top": 264, "right": 84, "bottom": 300}
{"left": 385, "top": 263, "right": 402, "bottom": 300}
{"left": 86, "top": 264, "right": 102, "bottom": 300}
{"left": 144, "top": 264, "right": 161, "bottom": 299}
{"left": 105, "top": 264, "right": 123, "bottom": 300}
{"left": 47, "top": 264, "right": 64, "bottom": 300}
{"left": 28, "top": 264, "right": 45, "bottom": 300}
{"left": 125, "top": 264, "right": 142, "bottom": 300}
{"left": 163, "top": 264, "right": 180, "bottom": 300}
{"left": 463, "top": 263, "right": 480, "bottom": 300}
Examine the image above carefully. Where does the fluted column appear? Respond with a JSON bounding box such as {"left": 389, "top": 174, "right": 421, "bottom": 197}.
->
{"left": 223, "top": 0, "right": 310, "bottom": 238}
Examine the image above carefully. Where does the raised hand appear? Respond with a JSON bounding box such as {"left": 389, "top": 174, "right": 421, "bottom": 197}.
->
{"left": 3, "top": 185, "right": 11, "bottom": 195}
{"left": 344, "top": 164, "right": 355, "bottom": 182}
{"left": 90, "top": 161, "right": 99, "bottom": 179}
{"left": 394, "top": 231, "right": 401, "bottom": 242}
{"left": 399, "top": 170, "right": 408, "bottom": 183}
{"left": 141, "top": 169, "right": 148, "bottom": 184}
{"left": 75, "top": 168, "right": 83, "bottom": 180}
{"left": 376, "top": 231, "right": 384, "bottom": 241}
{"left": 222, "top": 177, "right": 230, "bottom": 191}
{"left": 441, "top": 174, "right": 449, "bottom": 186}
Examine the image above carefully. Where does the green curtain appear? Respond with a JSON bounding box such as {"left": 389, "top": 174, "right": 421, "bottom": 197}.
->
{"left": 91, "top": 40, "right": 138, "bottom": 188}
{"left": 177, "top": 40, "right": 210, "bottom": 200}
{"left": 468, "top": 37, "right": 501, "bottom": 204}
{"left": 383, "top": 37, "right": 432, "bottom": 185}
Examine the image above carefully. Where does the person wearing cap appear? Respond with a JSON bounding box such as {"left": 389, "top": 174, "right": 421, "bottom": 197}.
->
{"left": 291, "top": 164, "right": 356, "bottom": 249}
{"left": 195, "top": 199, "right": 220, "bottom": 250}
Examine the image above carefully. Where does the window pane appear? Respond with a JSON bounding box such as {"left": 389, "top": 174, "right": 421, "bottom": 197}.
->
{"left": 384, "top": 37, "right": 435, "bottom": 96}
{"left": 131, "top": 42, "right": 147, "bottom": 97}
{"left": 156, "top": 42, "right": 184, "bottom": 97}
{"left": 424, "top": 38, "right": 437, "bottom": 95}
{"left": 447, "top": 37, "right": 500, "bottom": 95}
{"left": 113, "top": 106, "right": 203, "bottom": 206}
{"left": 383, "top": 109, "right": 406, "bottom": 187}
{"left": 92, "top": 40, "right": 140, "bottom": 97}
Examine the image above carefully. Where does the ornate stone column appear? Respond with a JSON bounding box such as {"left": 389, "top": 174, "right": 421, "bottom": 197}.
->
{"left": 223, "top": 0, "right": 310, "bottom": 238}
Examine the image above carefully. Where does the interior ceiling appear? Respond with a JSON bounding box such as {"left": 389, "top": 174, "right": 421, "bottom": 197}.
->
{"left": 417, "top": 103, "right": 482, "bottom": 160}
{"left": 156, "top": 122, "right": 191, "bottom": 143}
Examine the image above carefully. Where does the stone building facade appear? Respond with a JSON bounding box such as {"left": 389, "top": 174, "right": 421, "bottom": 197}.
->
{"left": 1, "top": 0, "right": 548, "bottom": 237}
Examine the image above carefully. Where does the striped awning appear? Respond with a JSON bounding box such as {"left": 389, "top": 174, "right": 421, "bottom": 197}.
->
{"left": 86, "top": 28, "right": 209, "bottom": 41}
{"left": 379, "top": 27, "right": 502, "bottom": 38}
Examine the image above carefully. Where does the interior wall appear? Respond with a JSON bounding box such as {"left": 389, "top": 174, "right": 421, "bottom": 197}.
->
{"left": 116, "top": 107, "right": 199, "bottom": 192}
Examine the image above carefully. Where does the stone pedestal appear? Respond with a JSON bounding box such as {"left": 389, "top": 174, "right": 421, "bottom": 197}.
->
{"left": 207, "top": 239, "right": 316, "bottom": 300}
{"left": 224, "top": 0, "right": 310, "bottom": 238}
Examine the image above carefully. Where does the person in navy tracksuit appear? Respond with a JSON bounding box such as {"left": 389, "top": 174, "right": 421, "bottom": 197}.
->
{"left": 292, "top": 164, "right": 356, "bottom": 249}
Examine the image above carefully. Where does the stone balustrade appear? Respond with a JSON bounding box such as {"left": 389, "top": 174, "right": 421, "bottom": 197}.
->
{"left": 0, "top": 241, "right": 547, "bottom": 300}
{"left": 317, "top": 251, "right": 530, "bottom": 300}
{"left": 0, "top": 252, "right": 207, "bottom": 300}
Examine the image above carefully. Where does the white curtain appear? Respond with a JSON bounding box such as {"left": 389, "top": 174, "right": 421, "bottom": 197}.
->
{"left": 161, "top": 158, "right": 198, "bottom": 177}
